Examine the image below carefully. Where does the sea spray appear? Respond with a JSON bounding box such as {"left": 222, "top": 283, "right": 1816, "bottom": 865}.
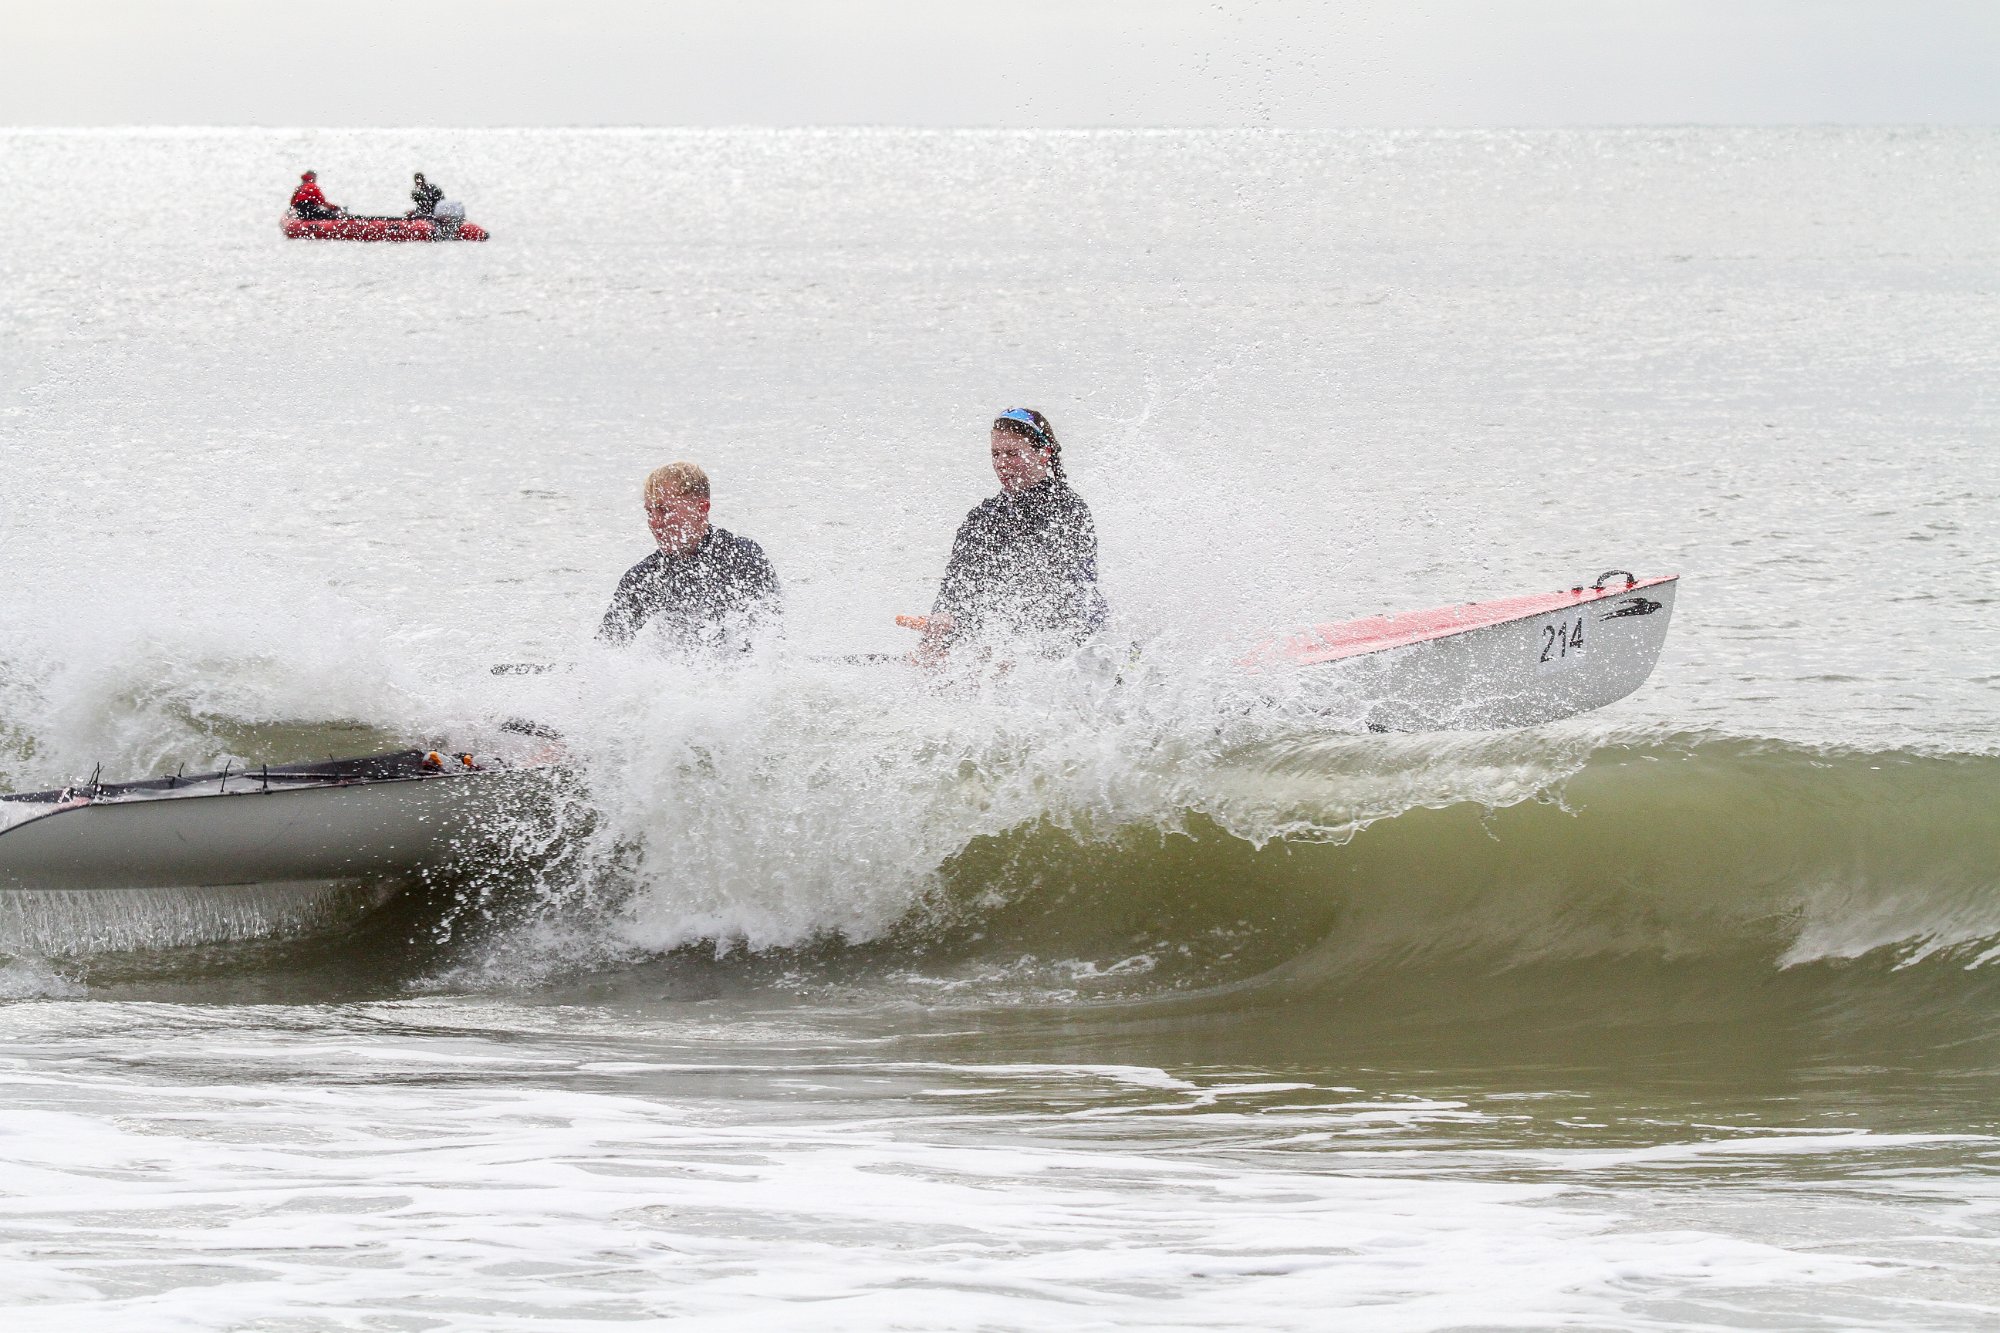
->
{"left": 0, "top": 568, "right": 462, "bottom": 794}
{"left": 433, "top": 637, "right": 1615, "bottom": 985}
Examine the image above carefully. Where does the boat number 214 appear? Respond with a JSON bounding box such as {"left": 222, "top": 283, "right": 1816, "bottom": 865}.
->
{"left": 1539, "top": 616, "right": 1585, "bottom": 663}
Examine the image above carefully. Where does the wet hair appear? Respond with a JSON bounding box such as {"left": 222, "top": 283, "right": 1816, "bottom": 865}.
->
{"left": 644, "top": 461, "right": 710, "bottom": 504}
{"left": 993, "top": 408, "right": 1063, "bottom": 480}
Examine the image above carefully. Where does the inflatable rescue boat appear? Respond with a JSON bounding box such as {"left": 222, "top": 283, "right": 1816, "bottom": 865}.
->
{"left": 282, "top": 212, "right": 490, "bottom": 243}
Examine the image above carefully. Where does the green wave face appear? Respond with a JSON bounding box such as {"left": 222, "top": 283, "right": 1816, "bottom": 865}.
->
{"left": 14, "top": 734, "right": 2000, "bottom": 1079}
{"left": 904, "top": 739, "right": 1998, "bottom": 970}
{"left": 855, "top": 740, "right": 2000, "bottom": 1073}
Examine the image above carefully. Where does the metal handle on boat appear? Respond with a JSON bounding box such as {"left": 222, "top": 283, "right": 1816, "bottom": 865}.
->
{"left": 1592, "top": 570, "right": 1636, "bottom": 589}
{"left": 60, "top": 763, "right": 105, "bottom": 803}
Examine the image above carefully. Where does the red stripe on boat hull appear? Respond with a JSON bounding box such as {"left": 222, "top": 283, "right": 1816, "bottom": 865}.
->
{"left": 1253, "top": 575, "right": 1680, "bottom": 667}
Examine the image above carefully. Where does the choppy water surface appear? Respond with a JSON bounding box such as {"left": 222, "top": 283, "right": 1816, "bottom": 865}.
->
{"left": 2, "top": 127, "right": 1998, "bottom": 1329}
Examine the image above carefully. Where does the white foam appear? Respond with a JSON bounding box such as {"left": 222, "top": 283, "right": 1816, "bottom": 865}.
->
{"left": 0, "top": 1001, "right": 1982, "bottom": 1331}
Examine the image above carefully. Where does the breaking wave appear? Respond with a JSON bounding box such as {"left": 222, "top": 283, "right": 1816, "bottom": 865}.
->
{"left": 5, "top": 629, "right": 1999, "bottom": 1045}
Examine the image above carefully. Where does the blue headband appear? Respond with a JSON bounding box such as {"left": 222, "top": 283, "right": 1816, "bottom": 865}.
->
{"left": 994, "top": 408, "right": 1053, "bottom": 450}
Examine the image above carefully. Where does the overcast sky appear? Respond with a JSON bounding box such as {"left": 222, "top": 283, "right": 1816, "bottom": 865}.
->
{"left": 4, "top": 0, "right": 1997, "bottom": 127}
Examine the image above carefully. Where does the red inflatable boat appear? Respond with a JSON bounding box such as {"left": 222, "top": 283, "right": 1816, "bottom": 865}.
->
{"left": 281, "top": 213, "right": 490, "bottom": 243}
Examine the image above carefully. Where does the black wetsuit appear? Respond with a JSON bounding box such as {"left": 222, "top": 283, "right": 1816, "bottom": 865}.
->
{"left": 598, "top": 527, "right": 782, "bottom": 654}
{"left": 930, "top": 478, "right": 1109, "bottom": 650}
{"left": 410, "top": 179, "right": 444, "bottom": 217}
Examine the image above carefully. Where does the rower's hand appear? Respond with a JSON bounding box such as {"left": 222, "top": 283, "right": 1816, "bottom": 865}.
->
{"left": 898, "top": 612, "right": 954, "bottom": 667}
{"left": 917, "top": 613, "right": 954, "bottom": 667}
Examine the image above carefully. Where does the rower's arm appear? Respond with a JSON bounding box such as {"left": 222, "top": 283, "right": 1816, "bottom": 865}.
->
{"left": 596, "top": 567, "right": 648, "bottom": 646}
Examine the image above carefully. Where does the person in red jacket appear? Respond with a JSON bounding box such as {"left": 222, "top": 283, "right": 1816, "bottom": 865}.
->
{"left": 288, "top": 171, "right": 344, "bottom": 221}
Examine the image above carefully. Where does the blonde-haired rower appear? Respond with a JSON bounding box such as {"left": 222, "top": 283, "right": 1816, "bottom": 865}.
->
{"left": 598, "top": 462, "right": 781, "bottom": 654}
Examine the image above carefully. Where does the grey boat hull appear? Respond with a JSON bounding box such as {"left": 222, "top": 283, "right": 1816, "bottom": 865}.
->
{"left": 0, "top": 759, "right": 553, "bottom": 894}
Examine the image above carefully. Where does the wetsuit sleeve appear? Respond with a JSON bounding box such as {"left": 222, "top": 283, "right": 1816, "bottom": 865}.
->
{"left": 738, "top": 541, "right": 783, "bottom": 631}
{"left": 596, "top": 564, "right": 650, "bottom": 645}
{"left": 1057, "top": 497, "right": 1099, "bottom": 584}
{"left": 1057, "top": 498, "right": 1110, "bottom": 634}
{"left": 690, "top": 533, "right": 782, "bottom": 655}
{"left": 929, "top": 511, "right": 987, "bottom": 629}
{"left": 1014, "top": 492, "right": 1106, "bottom": 639}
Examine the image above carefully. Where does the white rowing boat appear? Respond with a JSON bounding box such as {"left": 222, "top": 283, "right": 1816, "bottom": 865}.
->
{"left": 0, "top": 751, "right": 549, "bottom": 895}
{"left": 1248, "top": 571, "right": 1678, "bottom": 730}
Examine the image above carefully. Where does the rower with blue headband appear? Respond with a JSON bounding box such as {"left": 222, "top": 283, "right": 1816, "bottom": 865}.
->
{"left": 913, "top": 408, "right": 1108, "bottom": 663}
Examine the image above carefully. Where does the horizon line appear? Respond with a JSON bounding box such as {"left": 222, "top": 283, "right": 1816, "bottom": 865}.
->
{"left": 3, "top": 120, "right": 1995, "bottom": 134}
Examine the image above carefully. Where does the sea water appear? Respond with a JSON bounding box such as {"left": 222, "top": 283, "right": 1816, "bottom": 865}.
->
{"left": 1, "top": 126, "right": 1997, "bottom": 1329}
